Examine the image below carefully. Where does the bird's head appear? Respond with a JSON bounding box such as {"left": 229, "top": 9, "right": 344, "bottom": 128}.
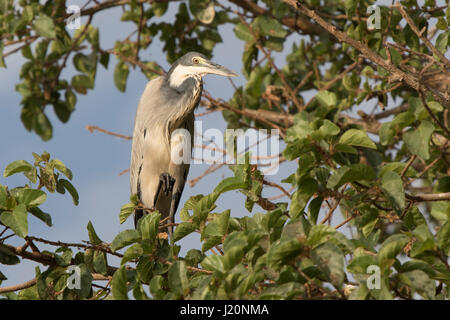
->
{"left": 167, "top": 52, "right": 238, "bottom": 89}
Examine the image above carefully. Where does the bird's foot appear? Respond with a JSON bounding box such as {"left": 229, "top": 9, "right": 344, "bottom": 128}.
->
{"left": 159, "top": 172, "right": 175, "bottom": 196}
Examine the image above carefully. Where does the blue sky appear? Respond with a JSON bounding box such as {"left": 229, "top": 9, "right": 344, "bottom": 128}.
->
{"left": 0, "top": 1, "right": 298, "bottom": 287}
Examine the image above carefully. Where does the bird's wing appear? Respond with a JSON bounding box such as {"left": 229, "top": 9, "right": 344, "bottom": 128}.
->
{"left": 130, "top": 77, "right": 164, "bottom": 198}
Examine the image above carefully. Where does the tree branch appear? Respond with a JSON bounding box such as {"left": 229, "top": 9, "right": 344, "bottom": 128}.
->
{"left": 394, "top": 2, "right": 450, "bottom": 69}
{"left": 405, "top": 192, "right": 450, "bottom": 202}
{"left": 0, "top": 274, "right": 111, "bottom": 294}
{"left": 0, "top": 279, "right": 37, "bottom": 294}
{"left": 282, "top": 0, "right": 450, "bottom": 108}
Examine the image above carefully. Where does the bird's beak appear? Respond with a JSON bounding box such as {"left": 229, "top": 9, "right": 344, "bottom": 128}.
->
{"left": 204, "top": 61, "right": 238, "bottom": 77}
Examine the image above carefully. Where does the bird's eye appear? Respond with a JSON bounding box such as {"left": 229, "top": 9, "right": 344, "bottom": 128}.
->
{"left": 192, "top": 58, "right": 200, "bottom": 64}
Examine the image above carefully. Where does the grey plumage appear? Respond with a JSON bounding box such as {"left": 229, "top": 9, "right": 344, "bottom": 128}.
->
{"left": 130, "top": 52, "right": 237, "bottom": 236}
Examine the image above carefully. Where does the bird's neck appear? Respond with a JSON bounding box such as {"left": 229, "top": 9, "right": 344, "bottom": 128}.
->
{"left": 165, "top": 74, "right": 203, "bottom": 131}
{"left": 168, "top": 65, "right": 202, "bottom": 90}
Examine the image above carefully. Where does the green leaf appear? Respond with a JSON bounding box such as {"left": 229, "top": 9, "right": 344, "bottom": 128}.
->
{"left": 17, "top": 189, "right": 47, "bottom": 207}
{"left": 347, "top": 255, "right": 377, "bottom": 274}
{"left": 316, "top": 90, "right": 337, "bottom": 108}
{"left": 267, "top": 239, "right": 303, "bottom": 268}
{"left": 259, "top": 282, "right": 304, "bottom": 300}
{"left": 3, "top": 160, "right": 33, "bottom": 177}
{"left": 64, "top": 263, "right": 93, "bottom": 299}
{"left": 133, "top": 282, "right": 149, "bottom": 300}
{"left": 55, "top": 247, "right": 73, "bottom": 266}
{"left": 308, "top": 196, "right": 322, "bottom": 224}
{"left": 223, "top": 246, "right": 245, "bottom": 271}
{"left": 99, "top": 52, "right": 110, "bottom": 69}
{"left": 59, "top": 179, "right": 79, "bottom": 206}
{"left": 379, "top": 162, "right": 417, "bottom": 178}
{"left": 214, "top": 176, "right": 247, "bottom": 194}
{"left": 192, "top": 193, "right": 219, "bottom": 227}
{"left": 435, "top": 32, "right": 448, "bottom": 56}
{"left": 380, "top": 171, "right": 405, "bottom": 211}
{"left": 437, "top": 222, "right": 450, "bottom": 255}
{"left": 307, "top": 224, "right": 336, "bottom": 249}
{"left": 327, "top": 164, "right": 375, "bottom": 189}
{"left": 399, "top": 270, "right": 435, "bottom": 299}
{"left": 185, "top": 249, "right": 205, "bottom": 267}
{"left": 121, "top": 243, "right": 143, "bottom": 266}
{"left": 189, "top": 0, "right": 215, "bottom": 24}
{"left": 149, "top": 276, "right": 166, "bottom": 299}
{"left": 152, "top": 2, "right": 168, "bottom": 16}
{"left": 0, "top": 185, "right": 7, "bottom": 209}
{"left": 0, "top": 204, "right": 28, "bottom": 238}
{"left": 111, "top": 229, "right": 141, "bottom": 252}
{"left": 49, "top": 159, "right": 73, "bottom": 180}
{"left": 379, "top": 122, "right": 395, "bottom": 146}
{"left": 173, "top": 222, "right": 196, "bottom": 242}
{"left": 93, "top": 250, "right": 108, "bottom": 275}
{"left": 200, "top": 254, "right": 225, "bottom": 275}
{"left": 168, "top": 261, "right": 189, "bottom": 297}
{"left": 318, "top": 120, "right": 340, "bottom": 137}
{"left": 138, "top": 211, "right": 160, "bottom": 242}
{"left": 114, "top": 62, "right": 130, "bottom": 92}
{"left": 33, "top": 15, "right": 56, "bottom": 38}
{"left": 253, "top": 16, "right": 287, "bottom": 38}
{"left": 87, "top": 221, "right": 102, "bottom": 245}
{"left": 338, "top": 129, "right": 377, "bottom": 149}
{"left": 362, "top": 218, "right": 378, "bottom": 238}
{"left": 311, "top": 242, "right": 345, "bottom": 286}
{"left": 112, "top": 267, "right": 129, "bottom": 300}
{"left": 119, "top": 202, "right": 135, "bottom": 224}
{"left": 234, "top": 22, "right": 254, "bottom": 43}
{"left": 431, "top": 201, "right": 448, "bottom": 223}
{"left": 345, "top": 0, "right": 358, "bottom": 16}
{"left": 201, "top": 236, "right": 222, "bottom": 253}
{"left": 378, "top": 234, "right": 409, "bottom": 269}
{"left": 73, "top": 53, "right": 97, "bottom": 75}
{"left": 71, "top": 75, "right": 94, "bottom": 94}
{"left": 290, "top": 178, "right": 318, "bottom": 218}
{"left": 202, "top": 210, "right": 230, "bottom": 239}
{"left": 18, "top": 286, "right": 39, "bottom": 300}
{"left": 399, "top": 260, "right": 436, "bottom": 277}
{"left": 404, "top": 120, "right": 435, "bottom": 160}
{"left": 0, "top": 244, "right": 20, "bottom": 265}
{"left": 136, "top": 257, "right": 153, "bottom": 283}
{"left": 28, "top": 207, "right": 52, "bottom": 227}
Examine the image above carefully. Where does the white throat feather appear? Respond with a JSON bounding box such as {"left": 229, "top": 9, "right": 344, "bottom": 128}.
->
{"left": 168, "top": 65, "right": 209, "bottom": 88}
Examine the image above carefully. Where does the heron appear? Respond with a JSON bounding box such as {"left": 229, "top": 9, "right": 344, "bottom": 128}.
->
{"left": 130, "top": 51, "right": 238, "bottom": 240}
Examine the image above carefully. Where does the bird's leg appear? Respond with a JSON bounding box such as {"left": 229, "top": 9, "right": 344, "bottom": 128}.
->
{"left": 162, "top": 173, "right": 175, "bottom": 196}
{"left": 153, "top": 173, "right": 176, "bottom": 242}
{"left": 153, "top": 172, "right": 175, "bottom": 207}
{"left": 168, "top": 189, "right": 182, "bottom": 244}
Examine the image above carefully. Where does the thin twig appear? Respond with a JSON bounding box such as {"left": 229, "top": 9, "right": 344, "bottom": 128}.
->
{"left": 320, "top": 198, "right": 341, "bottom": 224}
{"left": 401, "top": 155, "right": 416, "bottom": 178}
{"left": 419, "top": 92, "right": 450, "bottom": 138}
{"left": 85, "top": 125, "right": 132, "bottom": 140}
{"left": 394, "top": 2, "right": 450, "bottom": 68}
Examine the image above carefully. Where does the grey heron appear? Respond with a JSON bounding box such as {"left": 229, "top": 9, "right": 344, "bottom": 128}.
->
{"left": 130, "top": 52, "right": 237, "bottom": 239}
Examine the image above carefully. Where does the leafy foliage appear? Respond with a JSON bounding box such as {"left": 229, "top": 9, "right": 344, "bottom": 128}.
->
{"left": 1, "top": 0, "right": 449, "bottom": 300}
